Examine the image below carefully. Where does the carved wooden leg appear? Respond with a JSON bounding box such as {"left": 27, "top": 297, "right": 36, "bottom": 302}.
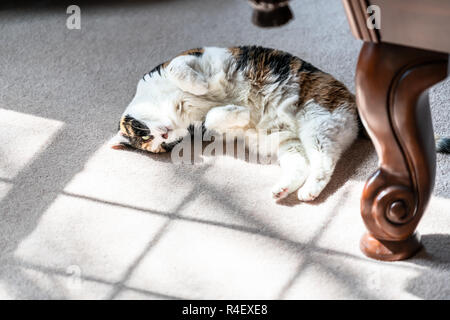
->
{"left": 356, "top": 42, "right": 448, "bottom": 261}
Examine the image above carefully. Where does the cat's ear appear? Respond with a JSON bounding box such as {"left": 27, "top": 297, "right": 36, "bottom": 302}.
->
{"left": 166, "top": 55, "right": 208, "bottom": 95}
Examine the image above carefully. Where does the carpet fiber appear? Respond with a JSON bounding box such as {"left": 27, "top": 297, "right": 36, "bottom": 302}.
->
{"left": 0, "top": 0, "right": 449, "bottom": 299}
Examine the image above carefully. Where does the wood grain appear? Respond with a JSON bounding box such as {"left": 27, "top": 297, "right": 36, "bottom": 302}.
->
{"left": 355, "top": 42, "right": 448, "bottom": 260}
{"left": 342, "top": 0, "right": 450, "bottom": 53}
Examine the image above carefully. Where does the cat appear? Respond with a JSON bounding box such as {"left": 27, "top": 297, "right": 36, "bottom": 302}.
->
{"left": 113, "top": 46, "right": 449, "bottom": 201}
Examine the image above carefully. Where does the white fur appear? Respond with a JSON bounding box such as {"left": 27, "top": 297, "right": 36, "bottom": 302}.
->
{"left": 121, "top": 47, "right": 358, "bottom": 201}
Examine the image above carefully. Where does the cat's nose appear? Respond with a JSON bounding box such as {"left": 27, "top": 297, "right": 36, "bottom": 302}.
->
{"left": 162, "top": 133, "right": 168, "bottom": 139}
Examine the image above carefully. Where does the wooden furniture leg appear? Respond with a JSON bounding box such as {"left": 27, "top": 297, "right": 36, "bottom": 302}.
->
{"left": 356, "top": 42, "right": 448, "bottom": 261}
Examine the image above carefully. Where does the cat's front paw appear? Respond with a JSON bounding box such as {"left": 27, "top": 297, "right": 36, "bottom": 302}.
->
{"left": 271, "top": 187, "right": 290, "bottom": 200}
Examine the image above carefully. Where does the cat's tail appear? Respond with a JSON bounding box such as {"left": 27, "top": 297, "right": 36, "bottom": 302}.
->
{"left": 356, "top": 113, "right": 449, "bottom": 154}
{"left": 436, "top": 136, "right": 450, "bottom": 154}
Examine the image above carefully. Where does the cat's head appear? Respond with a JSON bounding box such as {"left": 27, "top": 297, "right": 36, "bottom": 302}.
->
{"left": 112, "top": 52, "right": 208, "bottom": 153}
{"left": 114, "top": 114, "right": 174, "bottom": 153}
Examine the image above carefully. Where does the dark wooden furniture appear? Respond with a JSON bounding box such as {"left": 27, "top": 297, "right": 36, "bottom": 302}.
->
{"left": 342, "top": 0, "right": 450, "bottom": 260}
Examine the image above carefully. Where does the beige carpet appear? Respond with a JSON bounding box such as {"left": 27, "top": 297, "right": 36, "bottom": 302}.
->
{"left": 0, "top": 0, "right": 449, "bottom": 299}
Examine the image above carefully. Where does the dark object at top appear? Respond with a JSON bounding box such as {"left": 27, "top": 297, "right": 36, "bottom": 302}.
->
{"left": 249, "top": 0, "right": 293, "bottom": 27}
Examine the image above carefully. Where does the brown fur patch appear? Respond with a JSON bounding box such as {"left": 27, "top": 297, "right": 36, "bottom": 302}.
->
{"left": 229, "top": 46, "right": 354, "bottom": 111}
{"left": 160, "top": 48, "right": 205, "bottom": 70}
{"left": 120, "top": 117, "right": 134, "bottom": 137}
{"left": 230, "top": 46, "right": 293, "bottom": 86}
{"left": 178, "top": 48, "right": 204, "bottom": 57}
{"left": 228, "top": 47, "right": 242, "bottom": 57}
{"left": 298, "top": 71, "right": 355, "bottom": 111}
{"left": 141, "top": 141, "right": 151, "bottom": 150}
{"left": 162, "top": 60, "right": 170, "bottom": 69}
{"left": 252, "top": 51, "right": 272, "bottom": 85}
{"left": 289, "top": 58, "right": 302, "bottom": 75}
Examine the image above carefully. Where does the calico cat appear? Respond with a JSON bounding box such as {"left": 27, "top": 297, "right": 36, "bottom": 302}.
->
{"left": 113, "top": 46, "right": 449, "bottom": 201}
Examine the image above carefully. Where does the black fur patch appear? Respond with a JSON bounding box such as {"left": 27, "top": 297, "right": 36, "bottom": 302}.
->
{"left": 186, "top": 48, "right": 204, "bottom": 57}
{"left": 131, "top": 120, "right": 150, "bottom": 136}
{"left": 187, "top": 122, "right": 207, "bottom": 136}
{"left": 123, "top": 114, "right": 151, "bottom": 137}
{"left": 298, "top": 60, "right": 319, "bottom": 73}
{"left": 145, "top": 63, "right": 164, "bottom": 79}
{"left": 161, "top": 123, "right": 206, "bottom": 152}
{"left": 124, "top": 114, "right": 134, "bottom": 122}
{"left": 234, "top": 46, "right": 292, "bottom": 83}
{"left": 187, "top": 123, "right": 196, "bottom": 136}
{"left": 161, "top": 138, "right": 183, "bottom": 152}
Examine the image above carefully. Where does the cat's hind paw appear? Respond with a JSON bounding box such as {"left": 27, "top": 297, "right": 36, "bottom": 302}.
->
{"left": 272, "top": 187, "right": 290, "bottom": 200}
